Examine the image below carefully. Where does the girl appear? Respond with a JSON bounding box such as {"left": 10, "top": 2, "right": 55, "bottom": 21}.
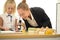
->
{"left": 0, "top": 0, "right": 18, "bottom": 31}
{"left": 17, "top": 0, "right": 52, "bottom": 31}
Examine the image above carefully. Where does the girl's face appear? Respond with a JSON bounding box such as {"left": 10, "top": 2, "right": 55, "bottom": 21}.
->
{"left": 18, "top": 9, "right": 30, "bottom": 20}
{"left": 6, "top": 3, "right": 15, "bottom": 14}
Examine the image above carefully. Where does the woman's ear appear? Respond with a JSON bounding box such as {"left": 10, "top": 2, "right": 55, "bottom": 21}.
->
{"left": 27, "top": 9, "right": 30, "bottom": 13}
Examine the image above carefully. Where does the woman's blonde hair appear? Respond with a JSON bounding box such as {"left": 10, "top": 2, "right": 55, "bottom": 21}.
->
{"left": 4, "top": 0, "right": 16, "bottom": 14}
{"left": 17, "top": 0, "right": 29, "bottom": 10}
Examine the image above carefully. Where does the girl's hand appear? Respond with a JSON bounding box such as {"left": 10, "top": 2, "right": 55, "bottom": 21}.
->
{"left": 15, "top": 29, "right": 19, "bottom": 32}
{"left": 3, "top": 27, "right": 10, "bottom": 31}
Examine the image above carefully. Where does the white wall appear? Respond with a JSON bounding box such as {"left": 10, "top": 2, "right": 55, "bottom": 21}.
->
{"left": 57, "top": 0, "right": 60, "bottom": 34}
{"left": 57, "top": 0, "right": 60, "bottom": 3}
{"left": 0, "top": 0, "right": 56, "bottom": 29}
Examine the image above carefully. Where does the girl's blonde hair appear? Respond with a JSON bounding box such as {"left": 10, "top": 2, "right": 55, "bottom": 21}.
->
{"left": 17, "top": 0, "right": 29, "bottom": 10}
{"left": 4, "top": 0, "right": 16, "bottom": 14}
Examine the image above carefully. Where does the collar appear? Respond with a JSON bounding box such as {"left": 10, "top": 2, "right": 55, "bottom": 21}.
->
{"left": 5, "top": 13, "right": 13, "bottom": 16}
{"left": 30, "top": 12, "right": 34, "bottom": 20}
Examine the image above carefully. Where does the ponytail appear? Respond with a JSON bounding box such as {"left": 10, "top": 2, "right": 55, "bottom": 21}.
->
{"left": 17, "top": 0, "right": 29, "bottom": 10}
{"left": 22, "top": 0, "right": 26, "bottom": 3}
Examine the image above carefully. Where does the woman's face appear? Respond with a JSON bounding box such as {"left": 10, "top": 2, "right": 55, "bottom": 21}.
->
{"left": 6, "top": 3, "right": 15, "bottom": 14}
{"left": 18, "top": 9, "right": 30, "bottom": 20}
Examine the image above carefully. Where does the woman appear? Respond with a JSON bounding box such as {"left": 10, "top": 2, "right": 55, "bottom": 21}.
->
{"left": 0, "top": 0, "right": 18, "bottom": 31}
{"left": 17, "top": 0, "right": 52, "bottom": 31}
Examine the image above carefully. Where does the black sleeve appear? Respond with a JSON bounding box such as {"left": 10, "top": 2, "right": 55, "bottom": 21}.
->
{"left": 35, "top": 7, "right": 52, "bottom": 28}
{"left": 41, "top": 10, "right": 52, "bottom": 28}
{"left": 40, "top": 8, "right": 52, "bottom": 28}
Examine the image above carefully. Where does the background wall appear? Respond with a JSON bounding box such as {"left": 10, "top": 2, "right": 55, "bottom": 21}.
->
{"left": 57, "top": 0, "right": 60, "bottom": 3}
{"left": 0, "top": 0, "right": 56, "bottom": 29}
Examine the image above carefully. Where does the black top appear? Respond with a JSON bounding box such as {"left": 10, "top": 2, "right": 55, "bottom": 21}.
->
{"left": 23, "top": 7, "right": 52, "bottom": 31}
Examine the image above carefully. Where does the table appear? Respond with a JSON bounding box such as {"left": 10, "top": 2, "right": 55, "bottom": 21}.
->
{"left": 0, "top": 32, "right": 60, "bottom": 39}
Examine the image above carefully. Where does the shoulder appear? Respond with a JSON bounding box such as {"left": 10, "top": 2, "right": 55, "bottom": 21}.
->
{"left": 30, "top": 7, "right": 46, "bottom": 16}
{"left": 30, "top": 7, "right": 45, "bottom": 12}
{"left": 0, "top": 16, "right": 3, "bottom": 22}
{"left": 0, "top": 14, "right": 5, "bottom": 18}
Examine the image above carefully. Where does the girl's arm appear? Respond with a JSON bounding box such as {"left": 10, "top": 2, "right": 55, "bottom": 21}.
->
{"left": 15, "top": 19, "right": 18, "bottom": 32}
{"left": 0, "top": 17, "right": 3, "bottom": 30}
{"left": 0, "top": 17, "right": 10, "bottom": 31}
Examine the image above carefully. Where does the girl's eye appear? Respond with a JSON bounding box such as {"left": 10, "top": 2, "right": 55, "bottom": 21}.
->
{"left": 8, "top": 7, "right": 14, "bottom": 9}
{"left": 8, "top": 8, "right": 10, "bottom": 9}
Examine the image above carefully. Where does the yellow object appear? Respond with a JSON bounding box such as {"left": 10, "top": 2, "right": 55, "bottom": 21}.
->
{"left": 21, "top": 30, "right": 27, "bottom": 34}
{"left": 22, "top": 30, "right": 26, "bottom": 33}
{"left": 45, "top": 29, "right": 54, "bottom": 35}
{"left": 28, "top": 28, "right": 36, "bottom": 31}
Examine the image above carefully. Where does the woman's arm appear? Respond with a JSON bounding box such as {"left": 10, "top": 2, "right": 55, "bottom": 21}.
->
{"left": 32, "top": 7, "right": 52, "bottom": 28}
{"left": 38, "top": 8, "right": 52, "bottom": 28}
